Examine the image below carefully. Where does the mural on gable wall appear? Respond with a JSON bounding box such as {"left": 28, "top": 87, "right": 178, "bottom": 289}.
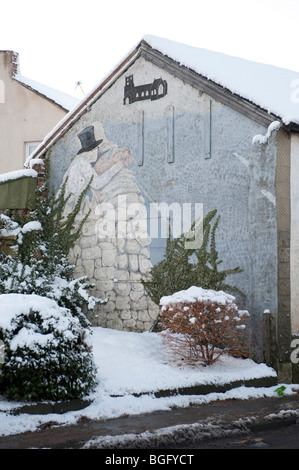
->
{"left": 50, "top": 60, "right": 282, "bottom": 363}
{"left": 58, "top": 73, "right": 171, "bottom": 331}
{"left": 61, "top": 120, "right": 158, "bottom": 331}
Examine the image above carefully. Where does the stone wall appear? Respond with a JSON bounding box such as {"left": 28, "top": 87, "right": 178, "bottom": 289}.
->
{"left": 69, "top": 196, "right": 159, "bottom": 331}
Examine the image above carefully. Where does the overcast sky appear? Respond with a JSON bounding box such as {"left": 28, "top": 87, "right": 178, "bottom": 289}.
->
{"left": 1, "top": 0, "right": 299, "bottom": 99}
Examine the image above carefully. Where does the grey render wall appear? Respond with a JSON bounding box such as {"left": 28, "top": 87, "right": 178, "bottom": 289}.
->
{"left": 48, "top": 57, "right": 279, "bottom": 359}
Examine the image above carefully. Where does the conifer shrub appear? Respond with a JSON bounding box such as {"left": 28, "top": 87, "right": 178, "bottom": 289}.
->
{"left": 159, "top": 286, "right": 250, "bottom": 366}
{"left": 0, "top": 155, "right": 104, "bottom": 400}
{"left": 143, "top": 209, "right": 244, "bottom": 332}
{"left": 0, "top": 294, "right": 97, "bottom": 401}
{"left": 143, "top": 209, "right": 244, "bottom": 308}
{"left": 0, "top": 155, "right": 106, "bottom": 326}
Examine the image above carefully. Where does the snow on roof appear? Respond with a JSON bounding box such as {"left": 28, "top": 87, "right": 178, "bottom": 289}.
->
{"left": 14, "top": 73, "right": 79, "bottom": 111}
{"left": 143, "top": 35, "right": 299, "bottom": 125}
{"left": 0, "top": 169, "right": 37, "bottom": 184}
{"left": 26, "top": 35, "right": 299, "bottom": 167}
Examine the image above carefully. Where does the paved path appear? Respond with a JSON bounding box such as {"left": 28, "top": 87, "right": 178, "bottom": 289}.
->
{"left": 1, "top": 392, "right": 299, "bottom": 449}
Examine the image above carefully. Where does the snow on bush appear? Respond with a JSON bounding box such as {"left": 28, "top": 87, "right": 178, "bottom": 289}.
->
{"left": 0, "top": 294, "right": 97, "bottom": 401}
{"left": 159, "top": 286, "right": 250, "bottom": 366}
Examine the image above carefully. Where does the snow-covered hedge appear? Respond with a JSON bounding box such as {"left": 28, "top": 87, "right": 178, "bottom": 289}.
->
{"left": 159, "top": 286, "right": 250, "bottom": 366}
{"left": 0, "top": 294, "right": 97, "bottom": 401}
{"left": 0, "top": 210, "right": 105, "bottom": 328}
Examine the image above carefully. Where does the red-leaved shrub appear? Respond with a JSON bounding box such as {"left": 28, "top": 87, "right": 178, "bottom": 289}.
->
{"left": 159, "top": 286, "right": 250, "bottom": 366}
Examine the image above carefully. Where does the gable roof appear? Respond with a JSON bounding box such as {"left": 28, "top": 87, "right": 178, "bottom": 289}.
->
{"left": 143, "top": 35, "right": 299, "bottom": 127}
{"left": 14, "top": 73, "right": 79, "bottom": 112}
{"left": 26, "top": 35, "right": 299, "bottom": 167}
{"left": 1, "top": 50, "right": 79, "bottom": 112}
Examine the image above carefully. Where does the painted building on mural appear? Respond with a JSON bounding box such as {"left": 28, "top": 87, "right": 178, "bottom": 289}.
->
{"left": 27, "top": 35, "right": 299, "bottom": 381}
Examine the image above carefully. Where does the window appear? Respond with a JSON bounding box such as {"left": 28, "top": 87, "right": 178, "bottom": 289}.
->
{"left": 0, "top": 80, "right": 4, "bottom": 103}
{"left": 25, "top": 142, "right": 41, "bottom": 159}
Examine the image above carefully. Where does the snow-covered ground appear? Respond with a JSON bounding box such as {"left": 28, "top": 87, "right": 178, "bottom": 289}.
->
{"left": 0, "top": 326, "right": 298, "bottom": 438}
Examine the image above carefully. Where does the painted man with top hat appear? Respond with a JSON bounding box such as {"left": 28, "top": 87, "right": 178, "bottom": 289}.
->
{"left": 61, "top": 122, "right": 133, "bottom": 215}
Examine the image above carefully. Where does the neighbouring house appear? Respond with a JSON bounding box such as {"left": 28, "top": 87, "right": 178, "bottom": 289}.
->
{"left": 0, "top": 50, "right": 78, "bottom": 174}
{"left": 26, "top": 35, "right": 299, "bottom": 382}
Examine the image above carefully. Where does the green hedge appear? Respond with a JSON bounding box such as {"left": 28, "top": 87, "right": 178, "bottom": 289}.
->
{"left": 0, "top": 176, "right": 37, "bottom": 209}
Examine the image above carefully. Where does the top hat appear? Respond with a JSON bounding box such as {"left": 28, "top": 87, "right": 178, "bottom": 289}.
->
{"left": 77, "top": 126, "right": 103, "bottom": 154}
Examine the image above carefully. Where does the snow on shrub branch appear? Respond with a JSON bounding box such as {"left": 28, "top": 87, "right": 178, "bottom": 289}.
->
{"left": 0, "top": 294, "right": 97, "bottom": 400}
{"left": 159, "top": 286, "right": 250, "bottom": 366}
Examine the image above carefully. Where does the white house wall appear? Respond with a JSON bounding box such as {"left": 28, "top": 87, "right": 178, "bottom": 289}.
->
{"left": 0, "top": 51, "right": 69, "bottom": 173}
